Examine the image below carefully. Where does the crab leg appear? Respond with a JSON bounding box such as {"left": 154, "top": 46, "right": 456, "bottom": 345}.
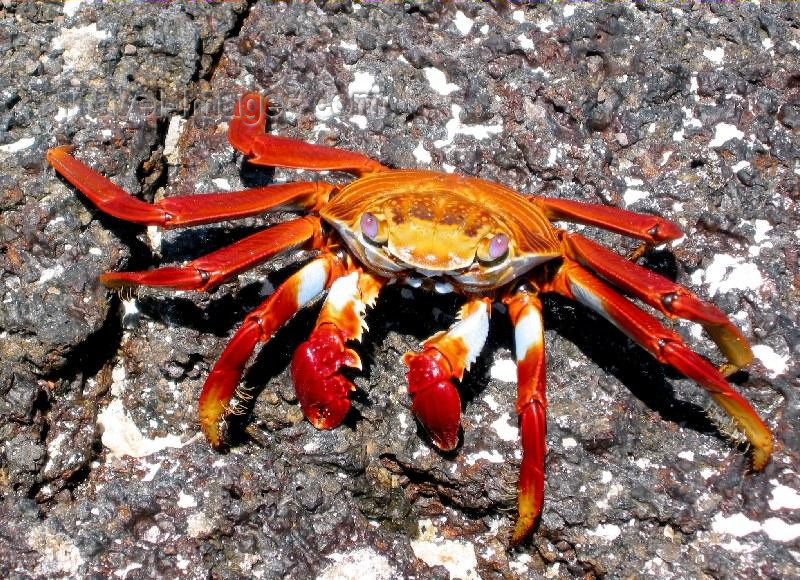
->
{"left": 533, "top": 197, "right": 683, "bottom": 245}
{"left": 100, "top": 217, "right": 323, "bottom": 291}
{"left": 198, "top": 253, "right": 348, "bottom": 446}
{"left": 229, "top": 94, "right": 388, "bottom": 176}
{"left": 402, "top": 298, "right": 492, "bottom": 451}
{"left": 544, "top": 259, "right": 773, "bottom": 470}
{"left": 291, "top": 269, "right": 384, "bottom": 429}
{"left": 47, "top": 146, "right": 335, "bottom": 227}
{"left": 561, "top": 232, "right": 753, "bottom": 372}
{"left": 503, "top": 289, "right": 547, "bottom": 545}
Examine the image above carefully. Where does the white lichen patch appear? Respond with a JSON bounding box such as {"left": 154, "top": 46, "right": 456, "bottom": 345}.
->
{"left": 348, "top": 71, "right": 378, "bottom": 97}
{"left": 589, "top": 523, "right": 621, "bottom": 541}
{"left": 62, "top": 0, "right": 84, "bottom": 18}
{"left": 752, "top": 344, "right": 790, "bottom": 378}
{"left": 490, "top": 412, "right": 519, "bottom": 442}
{"left": 98, "top": 399, "right": 183, "bottom": 459}
{"left": 731, "top": 160, "right": 751, "bottom": 173}
{"left": 623, "top": 176, "right": 649, "bottom": 206}
{"left": 517, "top": 33, "right": 534, "bottom": 50}
{"left": 709, "top": 122, "right": 744, "bottom": 147}
{"left": 55, "top": 105, "right": 80, "bottom": 123}
{"left": 482, "top": 393, "right": 500, "bottom": 412}
{"left": 753, "top": 219, "right": 773, "bottom": 244}
{"left": 562, "top": 437, "right": 577, "bottom": 449}
{"left": 434, "top": 104, "right": 502, "bottom": 149}
{"left": 465, "top": 449, "right": 504, "bottom": 465}
{"left": 28, "top": 525, "right": 84, "bottom": 577}
{"left": 177, "top": 491, "right": 198, "bottom": 509}
{"left": 678, "top": 450, "right": 695, "bottom": 462}
{"left": 51, "top": 23, "right": 110, "bottom": 72}
{"left": 163, "top": 116, "right": 186, "bottom": 165}
{"left": 769, "top": 482, "right": 800, "bottom": 511}
{"left": 411, "top": 520, "right": 479, "bottom": 580}
{"left": 453, "top": 11, "right": 474, "bottom": 36}
{"left": 186, "top": 512, "right": 214, "bottom": 538}
{"left": 349, "top": 114, "right": 367, "bottom": 130}
{"left": 712, "top": 512, "right": 800, "bottom": 542}
{"left": 703, "top": 47, "right": 725, "bottom": 65}
{"left": 0, "top": 137, "right": 36, "bottom": 154}
{"left": 489, "top": 358, "right": 516, "bottom": 383}
{"left": 36, "top": 264, "right": 65, "bottom": 286}
{"left": 536, "top": 18, "right": 554, "bottom": 32}
{"left": 319, "top": 548, "right": 396, "bottom": 580}
{"left": 413, "top": 141, "right": 432, "bottom": 164}
{"left": 424, "top": 67, "right": 460, "bottom": 96}
{"left": 689, "top": 254, "right": 762, "bottom": 297}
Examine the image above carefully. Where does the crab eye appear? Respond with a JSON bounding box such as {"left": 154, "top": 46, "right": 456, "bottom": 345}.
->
{"left": 488, "top": 233, "right": 509, "bottom": 259}
{"left": 476, "top": 233, "right": 510, "bottom": 264}
{"left": 360, "top": 212, "right": 387, "bottom": 244}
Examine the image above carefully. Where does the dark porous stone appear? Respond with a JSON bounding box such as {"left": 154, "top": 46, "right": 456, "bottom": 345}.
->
{"left": 2, "top": 1, "right": 798, "bottom": 578}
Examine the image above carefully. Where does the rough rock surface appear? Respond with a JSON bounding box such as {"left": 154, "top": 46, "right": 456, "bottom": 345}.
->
{"left": 1, "top": 1, "right": 798, "bottom": 578}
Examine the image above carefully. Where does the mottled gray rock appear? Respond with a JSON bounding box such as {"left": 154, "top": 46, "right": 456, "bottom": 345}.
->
{"left": 1, "top": 1, "right": 798, "bottom": 578}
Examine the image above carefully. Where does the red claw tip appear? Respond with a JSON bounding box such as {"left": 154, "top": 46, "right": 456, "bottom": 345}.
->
{"left": 404, "top": 349, "right": 462, "bottom": 451}
{"left": 291, "top": 325, "right": 356, "bottom": 430}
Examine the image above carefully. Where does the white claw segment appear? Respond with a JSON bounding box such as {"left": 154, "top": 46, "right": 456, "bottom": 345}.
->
{"left": 316, "top": 270, "right": 382, "bottom": 342}
{"left": 514, "top": 307, "right": 544, "bottom": 362}
{"left": 422, "top": 298, "right": 491, "bottom": 378}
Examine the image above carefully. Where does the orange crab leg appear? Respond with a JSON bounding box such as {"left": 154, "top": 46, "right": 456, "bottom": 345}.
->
{"left": 403, "top": 298, "right": 492, "bottom": 451}
{"left": 533, "top": 197, "right": 683, "bottom": 244}
{"left": 47, "top": 146, "right": 335, "bottom": 227}
{"left": 229, "top": 94, "right": 388, "bottom": 176}
{"left": 544, "top": 259, "right": 773, "bottom": 470}
{"left": 100, "top": 216, "right": 323, "bottom": 292}
{"left": 503, "top": 289, "right": 547, "bottom": 545}
{"left": 561, "top": 232, "right": 753, "bottom": 372}
{"left": 199, "top": 253, "right": 348, "bottom": 446}
{"left": 291, "top": 270, "right": 384, "bottom": 429}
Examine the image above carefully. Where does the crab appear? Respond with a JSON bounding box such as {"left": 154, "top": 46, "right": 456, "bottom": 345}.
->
{"left": 47, "top": 93, "right": 772, "bottom": 544}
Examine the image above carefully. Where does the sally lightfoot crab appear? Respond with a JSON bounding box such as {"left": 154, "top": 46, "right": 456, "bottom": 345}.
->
{"left": 47, "top": 94, "right": 773, "bottom": 544}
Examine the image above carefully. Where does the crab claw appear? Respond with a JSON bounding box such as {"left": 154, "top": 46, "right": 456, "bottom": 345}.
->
{"left": 403, "top": 349, "right": 462, "bottom": 451}
{"left": 291, "top": 324, "right": 361, "bottom": 429}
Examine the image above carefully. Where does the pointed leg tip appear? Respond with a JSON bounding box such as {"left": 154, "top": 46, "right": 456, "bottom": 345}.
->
{"left": 510, "top": 516, "right": 535, "bottom": 546}
{"left": 750, "top": 438, "right": 773, "bottom": 472}
{"left": 46, "top": 144, "right": 75, "bottom": 162}
{"left": 200, "top": 421, "right": 225, "bottom": 449}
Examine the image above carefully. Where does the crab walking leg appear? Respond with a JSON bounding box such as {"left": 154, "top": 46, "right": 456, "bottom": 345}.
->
{"left": 47, "top": 146, "right": 336, "bottom": 227}
{"left": 101, "top": 217, "right": 323, "bottom": 291}
{"left": 533, "top": 197, "right": 683, "bottom": 245}
{"left": 545, "top": 260, "right": 773, "bottom": 470}
{"left": 503, "top": 290, "right": 547, "bottom": 544}
{"left": 402, "top": 298, "right": 492, "bottom": 451}
{"left": 228, "top": 94, "right": 388, "bottom": 176}
{"left": 561, "top": 232, "right": 753, "bottom": 372}
{"left": 198, "top": 254, "right": 348, "bottom": 446}
{"left": 291, "top": 270, "right": 384, "bottom": 429}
